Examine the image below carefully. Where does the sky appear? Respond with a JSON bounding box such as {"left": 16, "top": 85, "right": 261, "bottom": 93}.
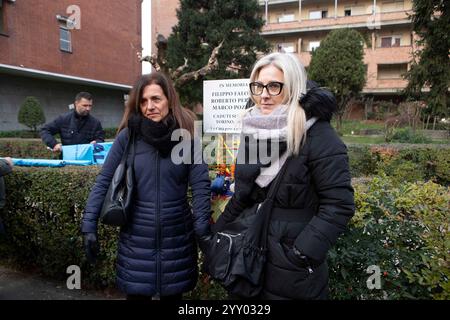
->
{"left": 141, "top": 0, "right": 152, "bottom": 75}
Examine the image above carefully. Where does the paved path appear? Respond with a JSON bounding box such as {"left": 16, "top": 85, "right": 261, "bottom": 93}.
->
{"left": 0, "top": 265, "right": 121, "bottom": 300}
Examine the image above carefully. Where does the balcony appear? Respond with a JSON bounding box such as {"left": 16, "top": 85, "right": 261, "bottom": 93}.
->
{"left": 262, "top": 10, "right": 412, "bottom": 35}
{"left": 296, "top": 46, "right": 412, "bottom": 93}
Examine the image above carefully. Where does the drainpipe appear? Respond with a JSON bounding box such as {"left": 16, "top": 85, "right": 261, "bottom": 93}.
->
{"left": 299, "top": 0, "right": 302, "bottom": 22}
{"left": 265, "top": 0, "right": 269, "bottom": 25}
{"left": 335, "top": 0, "right": 338, "bottom": 19}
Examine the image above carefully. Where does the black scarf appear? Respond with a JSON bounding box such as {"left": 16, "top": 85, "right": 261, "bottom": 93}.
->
{"left": 128, "top": 113, "right": 180, "bottom": 157}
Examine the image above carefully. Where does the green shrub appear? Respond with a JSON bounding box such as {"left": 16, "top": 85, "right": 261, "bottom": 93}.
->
{"left": 329, "top": 175, "right": 449, "bottom": 299}
{"left": 0, "top": 131, "right": 40, "bottom": 139}
{"left": 391, "top": 128, "right": 431, "bottom": 144}
{"left": 1, "top": 167, "right": 448, "bottom": 299}
{"left": 103, "top": 128, "right": 118, "bottom": 140}
{"left": 347, "top": 145, "right": 378, "bottom": 177}
{"left": 351, "top": 145, "right": 450, "bottom": 186}
{"left": 0, "top": 139, "right": 56, "bottom": 159}
{"left": 0, "top": 166, "right": 118, "bottom": 288}
{"left": 17, "top": 97, "right": 46, "bottom": 132}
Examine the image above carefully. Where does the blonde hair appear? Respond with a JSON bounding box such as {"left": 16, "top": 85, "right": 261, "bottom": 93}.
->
{"left": 249, "top": 52, "right": 308, "bottom": 156}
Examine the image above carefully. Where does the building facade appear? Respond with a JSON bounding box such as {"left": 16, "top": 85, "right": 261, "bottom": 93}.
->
{"left": 0, "top": 0, "right": 142, "bottom": 131}
{"left": 150, "top": 0, "right": 415, "bottom": 102}
{"left": 259, "top": 0, "right": 414, "bottom": 97}
{"left": 151, "top": 0, "right": 179, "bottom": 53}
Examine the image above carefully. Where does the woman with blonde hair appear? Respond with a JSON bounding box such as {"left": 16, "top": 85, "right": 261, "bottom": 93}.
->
{"left": 210, "top": 52, "right": 355, "bottom": 300}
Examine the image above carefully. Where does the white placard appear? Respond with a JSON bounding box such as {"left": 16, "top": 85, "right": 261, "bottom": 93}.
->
{"left": 203, "top": 79, "right": 250, "bottom": 133}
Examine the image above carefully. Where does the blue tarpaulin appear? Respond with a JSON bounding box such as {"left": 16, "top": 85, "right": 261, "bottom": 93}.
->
{"left": 10, "top": 159, "right": 92, "bottom": 167}
{"left": 62, "top": 142, "right": 113, "bottom": 164}
{"left": 3, "top": 142, "right": 114, "bottom": 167}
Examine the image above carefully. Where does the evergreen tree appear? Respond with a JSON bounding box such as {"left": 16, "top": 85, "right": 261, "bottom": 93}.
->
{"left": 166, "top": 0, "right": 270, "bottom": 107}
{"left": 17, "top": 96, "right": 46, "bottom": 132}
{"left": 404, "top": 0, "right": 449, "bottom": 118}
{"left": 307, "top": 29, "right": 366, "bottom": 133}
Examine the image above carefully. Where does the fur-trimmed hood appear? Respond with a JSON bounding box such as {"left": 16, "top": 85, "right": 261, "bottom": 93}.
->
{"left": 300, "top": 81, "right": 337, "bottom": 122}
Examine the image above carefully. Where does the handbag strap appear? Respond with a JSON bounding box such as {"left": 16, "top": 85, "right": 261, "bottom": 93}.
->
{"left": 120, "top": 129, "right": 136, "bottom": 166}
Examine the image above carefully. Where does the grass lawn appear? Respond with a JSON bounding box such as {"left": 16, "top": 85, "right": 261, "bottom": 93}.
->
{"left": 331, "top": 119, "right": 385, "bottom": 135}
{"left": 341, "top": 135, "right": 385, "bottom": 144}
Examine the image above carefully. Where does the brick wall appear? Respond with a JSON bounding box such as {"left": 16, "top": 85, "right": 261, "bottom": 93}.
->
{"left": 0, "top": 0, "right": 142, "bottom": 86}
{"left": 151, "top": 0, "right": 179, "bottom": 52}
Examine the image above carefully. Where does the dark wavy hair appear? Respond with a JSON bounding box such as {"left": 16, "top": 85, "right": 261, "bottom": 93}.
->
{"left": 117, "top": 73, "right": 196, "bottom": 135}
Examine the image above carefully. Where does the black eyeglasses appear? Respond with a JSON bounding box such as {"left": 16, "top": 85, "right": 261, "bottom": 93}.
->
{"left": 249, "top": 81, "right": 284, "bottom": 96}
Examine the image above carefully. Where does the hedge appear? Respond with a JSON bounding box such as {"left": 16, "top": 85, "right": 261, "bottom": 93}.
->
{"left": 2, "top": 139, "right": 449, "bottom": 185}
{"left": 0, "top": 166, "right": 448, "bottom": 299}
{"left": 347, "top": 144, "right": 450, "bottom": 185}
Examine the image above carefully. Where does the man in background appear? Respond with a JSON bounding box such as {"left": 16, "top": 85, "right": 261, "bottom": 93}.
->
{"left": 40, "top": 92, "right": 105, "bottom": 152}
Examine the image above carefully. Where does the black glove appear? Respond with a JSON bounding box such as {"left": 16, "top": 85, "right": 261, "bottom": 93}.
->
{"left": 285, "top": 245, "right": 317, "bottom": 274}
{"left": 197, "top": 233, "right": 213, "bottom": 255}
{"left": 83, "top": 232, "right": 99, "bottom": 265}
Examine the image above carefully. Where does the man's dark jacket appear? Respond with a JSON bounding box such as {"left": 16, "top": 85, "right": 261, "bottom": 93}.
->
{"left": 40, "top": 111, "right": 105, "bottom": 148}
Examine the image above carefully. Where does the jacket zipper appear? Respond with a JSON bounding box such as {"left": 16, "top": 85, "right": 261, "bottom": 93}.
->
{"left": 156, "top": 151, "right": 161, "bottom": 297}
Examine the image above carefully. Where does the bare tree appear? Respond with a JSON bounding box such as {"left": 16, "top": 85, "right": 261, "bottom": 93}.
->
{"left": 138, "top": 34, "right": 224, "bottom": 87}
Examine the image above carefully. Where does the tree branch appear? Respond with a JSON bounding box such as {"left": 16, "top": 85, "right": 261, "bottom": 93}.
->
{"left": 174, "top": 40, "right": 224, "bottom": 87}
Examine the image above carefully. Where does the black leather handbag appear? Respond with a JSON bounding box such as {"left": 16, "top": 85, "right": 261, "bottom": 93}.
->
{"left": 99, "top": 130, "right": 136, "bottom": 226}
{"left": 203, "top": 158, "right": 290, "bottom": 298}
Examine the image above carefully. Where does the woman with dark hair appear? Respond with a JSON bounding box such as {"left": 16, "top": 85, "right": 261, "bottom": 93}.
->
{"left": 81, "top": 73, "right": 211, "bottom": 300}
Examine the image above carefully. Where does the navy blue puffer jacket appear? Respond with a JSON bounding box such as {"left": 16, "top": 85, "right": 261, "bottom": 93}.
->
{"left": 81, "top": 128, "right": 211, "bottom": 296}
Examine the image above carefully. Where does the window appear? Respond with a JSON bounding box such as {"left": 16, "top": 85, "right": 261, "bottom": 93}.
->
{"left": 377, "top": 63, "right": 408, "bottom": 79}
{"left": 59, "top": 27, "right": 72, "bottom": 52}
{"left": 381, "top": 36, "right": 401, "bottom": 47}
{"left": 309, "top": 11, "right": 322, "bottom": 20}
{"left": 277, "top": 43, "right": 296, "bottom": 53}
{"left": 381, "top": 0, "right": 404, "bottom": 13}
{"left": 278, "top": 13, "right": 295, "bottom": 23}
{"left": 309, "top": 41, "right": 321, "bottom": 52}
{"left": 322, "top": 10, "right": 328, "bottom": 18}
{"left": 344, "top": 9, "right": 351, "bottom": 16}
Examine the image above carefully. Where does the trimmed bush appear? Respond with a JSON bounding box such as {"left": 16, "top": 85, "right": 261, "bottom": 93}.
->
{"left": 17, "top": 97, "right": 46, "bottom": 132}
{"left": 391, "top": 128, "right": 431, "bottom": 144}
{"left": 0, "top": 166, "right": 118, "bottom": 288}
{"left": 1, "top": 167, "right": 448, "bottom": 299}
{"left": 0, "top": 139, "right": 56, "bottom": 159}
{"left": 329, "top": 175, "right": 449, "bottom": 299}
{"left": 0, "top": 131, "right": 41, "bottom": 139}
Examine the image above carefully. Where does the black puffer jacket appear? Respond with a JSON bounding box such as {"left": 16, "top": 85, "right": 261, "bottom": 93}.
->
{"left": 215, "top": 87, "right": 355, "bottom": 300}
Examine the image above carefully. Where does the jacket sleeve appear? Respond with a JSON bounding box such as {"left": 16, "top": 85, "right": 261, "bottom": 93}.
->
{"left": 294, "top": 126, "right": 355, "bottom": 264}
{"left": 93, "top": 120, "right": 105, "bottom": 143}
{"left": 81, "top": 129, "right": 128, "bottom": 233}
{"left": 40, "top": 115, "right": 64, "bottom": 148}
{"left": 213, "top": 193, "right": 248, "bottom": 233}
{"left": 0, "top": 159, "right": 13, "bottom": 177}
{"left": 188, "top": 140, "right": 212, "bottom": 237}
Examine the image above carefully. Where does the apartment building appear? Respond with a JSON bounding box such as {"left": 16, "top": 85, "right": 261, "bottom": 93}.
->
{"left": 259, "top": 0, "right": 414, "bottom": 98}
{"left": 0, "top": 0, "right": 142, "bottom": 131}
{"left": 151, "top": 0, "right": 415, "bottom": 104}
